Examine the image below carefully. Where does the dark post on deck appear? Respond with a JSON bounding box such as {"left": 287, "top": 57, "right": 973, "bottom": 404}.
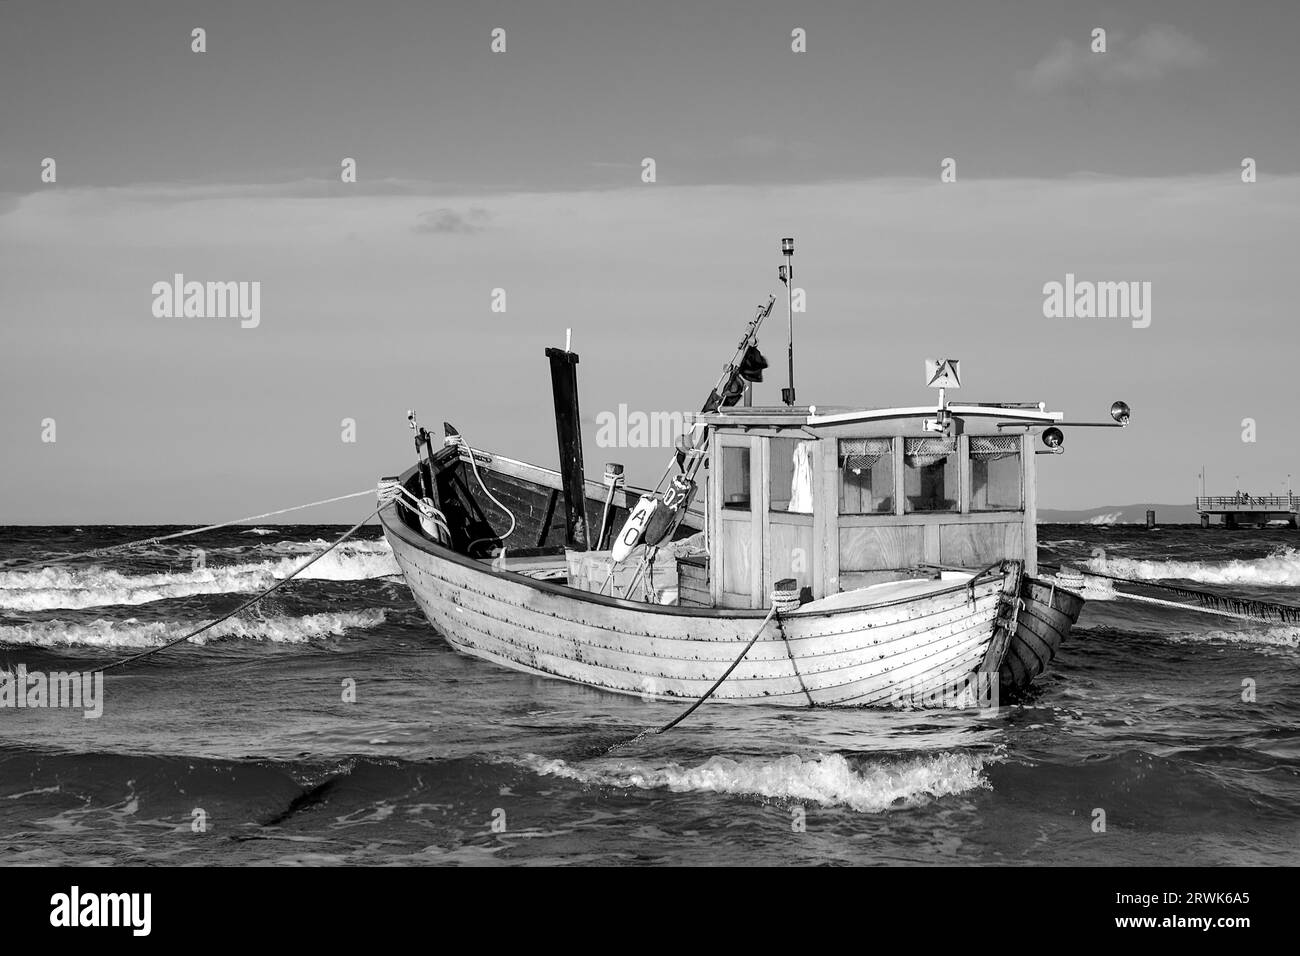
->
{"left": 545, "top": 347, "right": 589, "bottom": 551}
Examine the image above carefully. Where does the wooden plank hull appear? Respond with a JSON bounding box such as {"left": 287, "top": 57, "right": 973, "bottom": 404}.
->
{"left": 384, "top": 518, "right": 1069, "bottom": 709}
{"left": 1000, "top": 578, "right": 1085, "bottom": 691}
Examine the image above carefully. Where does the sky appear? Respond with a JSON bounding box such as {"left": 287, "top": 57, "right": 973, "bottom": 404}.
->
{"left": 2, "top": 0, "right": 1298, "bottom": 523}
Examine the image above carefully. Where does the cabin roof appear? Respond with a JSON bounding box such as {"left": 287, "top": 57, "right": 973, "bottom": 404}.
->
{"left": 687, "top": 402, "right": 1063, "bottom": 429}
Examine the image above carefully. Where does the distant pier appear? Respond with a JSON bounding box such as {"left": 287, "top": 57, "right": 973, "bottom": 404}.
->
{"left": 1195, "top": 495, "right": 1299, "bottom": 529}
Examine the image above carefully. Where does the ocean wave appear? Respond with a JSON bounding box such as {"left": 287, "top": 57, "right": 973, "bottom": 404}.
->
{"left": 1086, "top": 512, "right": 1124, "bottom": 525}
{"left": 242, "top": 527, "right": 278, "bottom": 536}
{"left": 265, "top": 538, "right": 393, "bottom": 556}
{"left": 1165, "top": 626, "right": 1300, "bottom": 650}
{"left": 103, "top": 536, "right": 392, "bottom": 563}
{"left": 0, "top": 609, "right": 387, "bottom": 649}
{"left": 516, "top": 751, "right": 991, "bottom": 813}
{"left": 1086, "top": 546, "right": 1300, "bottom": 586}
{"left": 0, "top": 543, "right": 400, "bottom": 611}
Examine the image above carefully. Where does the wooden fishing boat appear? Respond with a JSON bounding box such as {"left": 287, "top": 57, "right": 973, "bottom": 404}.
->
{"left": 379, "top": 251, "right": 1124, "bottom": 708}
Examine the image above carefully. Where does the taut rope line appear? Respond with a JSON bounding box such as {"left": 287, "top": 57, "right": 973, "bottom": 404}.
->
{"left": 607, "top": 585, "right": 802, "bottom": 752}
{"left": 1041, "top": 561, "right": 1300, "bottom": 625}
{"left": 1110, "top": 589, "right": 1294, "bottom": 621}
{"left": 94, "top": 505, "right": 385, "bottom": 674}
{"left": 1, "top": 489, "right": 378, "bottom": 572}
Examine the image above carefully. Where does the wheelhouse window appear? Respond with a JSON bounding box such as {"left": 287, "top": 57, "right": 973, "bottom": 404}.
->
{"left": 839, "top": 438, "right": 894, "bottom": 515}
{"left": 721, "top": 444, "right": 752, "bottom": 510}
{"left": 904, "top": 438, "right": 958, "bottom": 512}
{"left": 770, "top": 438, "right": 815, "bottom": 514}
{"left": 969, "top": 436, "right": 1022, "bottom": 511}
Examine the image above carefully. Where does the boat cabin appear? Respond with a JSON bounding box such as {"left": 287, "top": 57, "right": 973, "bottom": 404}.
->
{"left": 691, "top": 402, "right": 1060, "bottom": 609}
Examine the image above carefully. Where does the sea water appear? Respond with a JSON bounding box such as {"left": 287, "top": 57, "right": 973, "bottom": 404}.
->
{"left": 0, "top": 524, "right": 1296, "bottom": 865}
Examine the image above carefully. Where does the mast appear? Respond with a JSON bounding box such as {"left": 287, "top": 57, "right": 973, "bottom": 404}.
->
{"left": 545, "top": 343, "right": 589, "bottom": 551}
{"left": 780, "top": 237, "right": 795, "bottom": 406}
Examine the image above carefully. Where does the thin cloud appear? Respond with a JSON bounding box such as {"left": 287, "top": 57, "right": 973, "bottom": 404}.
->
{"left": 732, "top": 135, "right": 820, "bottom": 161}
{"left": 1020, "top": 25, "right": 1210, "bottom": 93}
{"left": 413, "top": 207, "right": 491, "bottom": 234}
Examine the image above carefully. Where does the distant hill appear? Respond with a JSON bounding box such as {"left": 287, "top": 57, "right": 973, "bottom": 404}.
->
{"left": 1038, "top": 503, "right": 1199, "bottom": 525}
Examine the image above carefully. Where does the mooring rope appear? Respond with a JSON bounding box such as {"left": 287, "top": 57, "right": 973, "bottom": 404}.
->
{"left": 94, "top": 505, "right": 385, "bottom": 674}
{"left": 1041, "top": 561, "right": 1300, "bottom": 625}
{"left": 772, "top": 583, "right": 815, "bottom": 707}
{"left": 451, "top": 437, "right": 517, "bottom": 554}
{"left": 0, "top": 489, "right": 378, "bottom": 572}
{"left": 1108, "top": 589, "right": 1295, "bottom": 622}
{"left": 607, "top": 585, "right": 802, "bottom": 752}
{"left": 385, "top": 482, "right": 452, "bottom": 539}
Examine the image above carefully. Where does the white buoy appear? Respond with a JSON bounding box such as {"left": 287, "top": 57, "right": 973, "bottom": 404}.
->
{"left": 612, "top": 495, "right": 659, "bottom": 563}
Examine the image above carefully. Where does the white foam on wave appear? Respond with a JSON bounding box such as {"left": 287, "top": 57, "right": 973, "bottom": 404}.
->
{"left": 1087, "top": 546, "right": 1300, "bottom": 586}
{"left": 266, "top": 538, "right": 392, "bottom": 556}
{"left": 114, "top": 536, "right": 392, "bottom": 562}
{"left": 1165, "top": 626, "right": 1300, "bottom": 650}
{"left": 1087, "top": 512, "right": 1125, "bottom": 525}
{"left": 242, "top": 527, "right": 278, "bottom": 536}
{"left": 0, "top": 541, "right": 400, "bottom": 611}
{"left": 0, "top": 609, "right": 387, "bottom": 649}
{"left": 517, "top": 751, "right": 992, "bottom": 813}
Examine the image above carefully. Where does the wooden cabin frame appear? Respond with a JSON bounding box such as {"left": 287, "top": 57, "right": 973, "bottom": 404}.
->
{"left": 697, "top": 404, "right": 1058, "bottom": 609}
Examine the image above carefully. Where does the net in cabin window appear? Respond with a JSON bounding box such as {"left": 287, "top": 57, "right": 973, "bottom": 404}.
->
{"left": 969, "top": 435, "right": 1022, "bottom": 511}
{"left": 769, "top": 438, "right": 815, "bottom": 513}
{"left": 721, "top": 444, "right": 752, "bottom": 510}
{"left": 839, "top": 438, "right": 894, "bottom": 514}
{"left": 904, "top": 438, "right": 958, "bottom": 512}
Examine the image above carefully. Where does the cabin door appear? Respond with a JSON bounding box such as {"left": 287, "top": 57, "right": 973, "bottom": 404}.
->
{"left": 713, "top": 435, "right": 763, "bottom": 608}
{"left": 762, "top": 436, "right": 818, "bottom": 601}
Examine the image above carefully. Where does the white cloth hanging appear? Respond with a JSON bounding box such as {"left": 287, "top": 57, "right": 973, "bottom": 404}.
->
{"left": 788, "top": 441, "right": 814, "bottom": 513}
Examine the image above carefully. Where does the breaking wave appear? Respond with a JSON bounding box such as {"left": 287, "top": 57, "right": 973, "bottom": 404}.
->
{"left": 1165, "top": 626, "right": 1300, "bottom": 650}
{"left": 265, "top": 538, "right": 393, "bottom": 556}
{"left": 1087, "top": 546, "right": 1300, "bottom": 586}
{"left": 0, "top": 609, "right": 387, "bottom": 649}
{"left": 516, "top": 751, "right": 992, "bottom": 813}
{"left": 1086, "top": 512, "right": 1124, "bottom": 525}
{"left": 0, "top": 542, "right": 400, "bottom": 611}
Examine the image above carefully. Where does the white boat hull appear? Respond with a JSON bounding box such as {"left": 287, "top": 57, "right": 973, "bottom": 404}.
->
{"left": 383, "top": 504, "right": 1019, "bottom": 707}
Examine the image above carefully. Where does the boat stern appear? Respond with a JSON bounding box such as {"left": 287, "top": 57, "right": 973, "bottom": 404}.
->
{"left": 999, "top": 573, "right": 1086, "bottom": 693}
